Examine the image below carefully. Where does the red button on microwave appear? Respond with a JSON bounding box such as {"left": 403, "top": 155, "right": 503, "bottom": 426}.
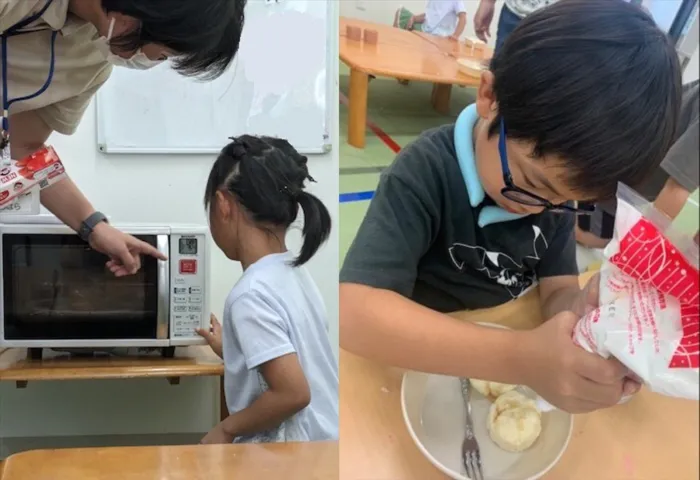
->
{"left": 179, "top": 259, "right": 197, "bottom": 274}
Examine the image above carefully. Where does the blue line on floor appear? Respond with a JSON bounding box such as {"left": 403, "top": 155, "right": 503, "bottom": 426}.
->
{"left": 339, "top": 191, "right": 374, "bottom": 203}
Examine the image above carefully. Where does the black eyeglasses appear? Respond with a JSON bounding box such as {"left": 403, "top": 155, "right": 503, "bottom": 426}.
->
{"left": 498, "top": 119, "right": 593, "bottom": 215}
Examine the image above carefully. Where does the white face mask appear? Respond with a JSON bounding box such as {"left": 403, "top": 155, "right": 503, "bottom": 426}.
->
{"left": 96, "top": 17, "right": 165, "bottom": 70}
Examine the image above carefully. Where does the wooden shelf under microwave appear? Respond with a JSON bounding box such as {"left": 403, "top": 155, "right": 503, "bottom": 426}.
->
{"left": 0, "top": 347, "right": 229, "bottom": 435}
{"left": 0, "top": 347, "right": 223, "bottom": 387}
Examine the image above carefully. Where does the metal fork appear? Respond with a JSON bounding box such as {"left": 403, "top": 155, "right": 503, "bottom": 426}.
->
{"left": 460, "top": 378, "right": 484, "bottom": 480}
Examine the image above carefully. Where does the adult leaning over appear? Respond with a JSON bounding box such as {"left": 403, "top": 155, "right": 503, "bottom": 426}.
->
{"left": 2, "top": 0, "right": 245, "bottom": 276}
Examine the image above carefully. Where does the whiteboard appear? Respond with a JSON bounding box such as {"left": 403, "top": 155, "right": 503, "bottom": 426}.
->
{"left": 96, "top": 0, "right": 331, "bottom": 155}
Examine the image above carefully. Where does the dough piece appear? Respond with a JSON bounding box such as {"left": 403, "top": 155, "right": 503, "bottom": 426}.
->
{"left": 470, "top": 378, "right": 517, "bottom": 399}
{"left": 487, "top": 390, "right": 542, "bottom": 452}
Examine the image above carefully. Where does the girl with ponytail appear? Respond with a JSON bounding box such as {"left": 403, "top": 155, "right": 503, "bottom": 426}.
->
{"left": 197, "top": 135, "right": 338, "bottom": 444}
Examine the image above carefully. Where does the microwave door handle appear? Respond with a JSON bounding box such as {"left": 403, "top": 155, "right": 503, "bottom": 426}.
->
{"left": 156, "top": 235, "right": 170, "bottom": 340}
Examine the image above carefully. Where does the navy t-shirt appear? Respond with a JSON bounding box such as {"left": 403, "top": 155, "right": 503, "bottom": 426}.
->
{"left": 340, "top": 124, "right": 578, "bottom": 313}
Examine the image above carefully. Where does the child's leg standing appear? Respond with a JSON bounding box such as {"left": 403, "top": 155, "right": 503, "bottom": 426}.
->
{"left": 392, "top": 7, "right": 418, "bottom": 85}
{"left": 576, "top": 203, "right": 614, "bottom": 250}
{"left": 494, "top": 4, "right": 522, "bottom": 54}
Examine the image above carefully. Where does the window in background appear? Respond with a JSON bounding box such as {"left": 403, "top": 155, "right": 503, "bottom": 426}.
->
{"left": 645, "top": 0, "right": 686, "bottom": 32}
{"left": 671, "top": 0, "right": 699, "bottom": 73}
{"left": 665, "top": 0, "right": 698, "bottom": 41}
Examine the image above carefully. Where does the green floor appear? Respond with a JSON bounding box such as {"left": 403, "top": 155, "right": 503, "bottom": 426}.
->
{"left": 339, "top": 63, "right": 477, "bottom": 261}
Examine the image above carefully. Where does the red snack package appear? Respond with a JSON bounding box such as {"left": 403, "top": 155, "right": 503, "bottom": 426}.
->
{"left": 0, "top": 146, "right": 67, "bottom": 206}
{"left": 537, "top": 184, "right": 699, "bottom": 411}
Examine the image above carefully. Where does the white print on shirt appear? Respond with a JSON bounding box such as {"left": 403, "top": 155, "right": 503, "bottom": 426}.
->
{"left": 505, "top": 0, "right": 556, "bottom": 17}
{"left": 448, "top": 225, "right": 548, "bottom": 298}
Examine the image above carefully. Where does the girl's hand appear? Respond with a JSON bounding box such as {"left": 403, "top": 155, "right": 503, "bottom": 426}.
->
{"left": 406, "top": 15, "right": 415, "bottom": 30}
{"left": 200, "top": 421, "right": 234, "bottom": 445}
{"left": 196, "top": 314, "right": 223, "bottom": 359}
{"left": 518, "top": 311, "right": 640, "bottom": 414}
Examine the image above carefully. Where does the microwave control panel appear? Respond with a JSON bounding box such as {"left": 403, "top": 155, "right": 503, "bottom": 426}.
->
{"left": 170, "top": 233, "right": 207, "bottom": 339}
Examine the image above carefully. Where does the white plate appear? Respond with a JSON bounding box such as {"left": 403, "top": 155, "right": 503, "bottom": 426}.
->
{"left": 400, "top": 323, "right": 573, "bottom": 480}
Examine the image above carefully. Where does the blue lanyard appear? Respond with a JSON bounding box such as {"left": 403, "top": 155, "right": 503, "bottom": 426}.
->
{"left": 1, "top": 0, "right": 57, "bottom": 134}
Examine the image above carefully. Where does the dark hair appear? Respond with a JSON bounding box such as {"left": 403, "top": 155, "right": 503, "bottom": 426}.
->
{"left": 204, "top": 135, "right": 331, "bottom": 266}
{"left": 101, "top": 0, "right": 246, "bottom": 79}
{"left": 488, "top": 0, "right": 682, "bottom": 201}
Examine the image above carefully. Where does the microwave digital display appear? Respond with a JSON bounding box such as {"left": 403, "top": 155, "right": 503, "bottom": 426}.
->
{"left": 179, "top": 237, "right": 198, "bottom": 255}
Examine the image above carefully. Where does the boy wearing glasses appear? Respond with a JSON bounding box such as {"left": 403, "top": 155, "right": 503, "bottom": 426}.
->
{"left": 340, "top": 0, "right": 681, "bottom": 414}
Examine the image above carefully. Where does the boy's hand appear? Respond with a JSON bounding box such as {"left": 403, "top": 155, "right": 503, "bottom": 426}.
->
{"left": 571, "top": 273, "right": 600, "bottom": 318}
{"left": 448, "top": 34, "right": 460, "bottom": 42}
{"left": 200, "top": 421, "right": 233, "bottom": 445}
{"left": 196, "top": 314, "right": 223, "bottom": 359}
{"left": 520, "top": 311, "right": 640, "bottom": 414}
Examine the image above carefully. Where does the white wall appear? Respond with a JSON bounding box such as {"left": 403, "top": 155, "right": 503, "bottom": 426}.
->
{"left": 0, "top": 6, "right": 339, "bottom": 442}
{"left": 683, "top": 45, "right": 699, "bottom": 83}
{"left": 642, "top": 0, "right": 685, "bottom": 32}
{"left": 341, "top": 0, "right": 507, "bottom": 46}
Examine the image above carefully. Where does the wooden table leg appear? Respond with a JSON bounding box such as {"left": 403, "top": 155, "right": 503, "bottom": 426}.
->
{"left": 431, "top": 83, "right": 452, "bottom": 115}
{"left": 219, "top": 375, "right": 228, "bottom": 421}
{"left": 348, "top": 68, "right": 369, "bottom": 149}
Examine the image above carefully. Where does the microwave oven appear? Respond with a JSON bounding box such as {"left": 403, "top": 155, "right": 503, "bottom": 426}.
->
{"left": 0, "top": 216, "right": 209, "bottom": 358}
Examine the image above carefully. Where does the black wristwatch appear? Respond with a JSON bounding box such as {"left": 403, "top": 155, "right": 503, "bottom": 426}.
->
{"left": 78, "top": 211, "right": 108, "bottom": 242}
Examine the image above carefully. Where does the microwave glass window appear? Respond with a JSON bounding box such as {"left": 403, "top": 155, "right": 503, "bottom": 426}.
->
{"left": 179, "top": 237, "right": 197, "bottom": 255}
{"left": 2, "top": 234, "right": 160, "bottom": 340}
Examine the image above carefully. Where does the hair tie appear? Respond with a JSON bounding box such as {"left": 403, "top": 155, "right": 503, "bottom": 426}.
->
{"left": 228, "top": 136, "right": 248, "bottom": 157}
{"left": 280, "top": 185, "right": 298, "bottom": 199}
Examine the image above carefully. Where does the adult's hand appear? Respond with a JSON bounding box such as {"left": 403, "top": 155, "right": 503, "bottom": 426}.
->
{"left": 519, "top": 311, "right": 640, "bottom": 414}
{"left": 89, "top": 222, "right": 167, "bottom": 276}
{"left": 474, "top": 0, "right": 496, "bottom": 43}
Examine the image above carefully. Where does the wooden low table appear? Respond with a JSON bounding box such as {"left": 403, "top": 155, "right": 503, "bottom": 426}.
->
{"left": 340, "top": 17, "right": 488, "bottom": 148}
{"left": 413, "top": 32, "right": 492, "bottom": 61}
{"left": 0, "top": 441, "right": 338, "bottom": 479}
{"left": 339, "top": 278, "right": 699, "bottom": 479}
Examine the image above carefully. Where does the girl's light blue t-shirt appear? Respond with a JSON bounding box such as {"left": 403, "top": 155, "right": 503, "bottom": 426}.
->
{"left": 222, "top": 251, "right": 339, "bottom": 443}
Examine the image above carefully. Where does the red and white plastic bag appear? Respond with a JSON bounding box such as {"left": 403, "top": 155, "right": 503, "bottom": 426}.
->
{"left": 538, "top": 184, "right": 699, "bottom": 410}
{"left": 0, "top": 146, "right": 67, "bottom": 208}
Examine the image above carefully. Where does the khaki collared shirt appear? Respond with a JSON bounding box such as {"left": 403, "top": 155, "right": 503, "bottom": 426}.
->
{"left": 1, "top": 0, "right": 112, "bottom": 135}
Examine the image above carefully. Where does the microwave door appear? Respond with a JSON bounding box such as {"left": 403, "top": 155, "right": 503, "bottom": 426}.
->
{"left": 156, "top": 234, "right": 169, "bottom": 340}
{"left": 2, "top": 233, "right": 164, "bottom": 345}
